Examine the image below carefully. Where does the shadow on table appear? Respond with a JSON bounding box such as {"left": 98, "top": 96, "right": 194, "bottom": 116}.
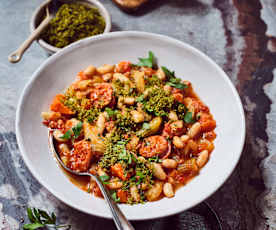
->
{"left": 122, "top": 0, "right": 209, "bottom": 16}
{"left": 65, "top": 202, "right": 221, "bottom": 230}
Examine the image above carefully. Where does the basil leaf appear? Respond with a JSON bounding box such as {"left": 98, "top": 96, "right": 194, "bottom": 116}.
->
{"left": 184, "top": 111, "right": 194, "bottom": 123}
{"left": 60, "top": 130, "right": 73, "bottom": 140}
{"left": 23, "top": 223, "right": 45, "bottom": 230}
{"left": 72, "top": 122, "right": 83, "bottom": 139}
{"left": 137, "top": 51, "right": 155, "bottom": 68}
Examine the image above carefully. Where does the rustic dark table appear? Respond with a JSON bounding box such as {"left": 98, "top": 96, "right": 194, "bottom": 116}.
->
{"left": 1, "top": 0, "right": 276, "bottom": 229}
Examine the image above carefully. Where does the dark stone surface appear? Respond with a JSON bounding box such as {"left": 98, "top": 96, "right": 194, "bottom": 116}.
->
{"left": 1, "top": 0, "right": 276, "bottom": 229}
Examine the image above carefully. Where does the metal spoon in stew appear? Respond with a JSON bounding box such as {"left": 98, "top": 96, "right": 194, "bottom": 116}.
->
{"left": 48, "top": 131, "right": 135, "bottom": 230}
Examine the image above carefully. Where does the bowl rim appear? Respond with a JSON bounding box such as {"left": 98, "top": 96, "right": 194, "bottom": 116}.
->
{"left": 16, "top": 31, "right": 246, "bottom": 220}
{"left": 30, "top": 0, "right": 112, "bottom": 53}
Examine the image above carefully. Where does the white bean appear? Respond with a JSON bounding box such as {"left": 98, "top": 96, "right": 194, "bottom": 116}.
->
{"left": 163, "top": 85, "right": 172, "bottom": 93}
{"left": 145, "top": 181, "right": 163, "bottom": 201}
{"left": 130, "top": 110, "right": 144, "bottom": 123}
{"left": 180, "top": 135, "right": 189, "bottom": 143}
{"left": 97, "top": 64, "right": 115, "bottom": 74}
{"left": 102, "top": 73, "right": 112, "bottom": 81}
{"left": 84, "top": 65, "right": 96, "bottom": 76}
{"left": 163, "top": 182, "right": 174, "bottom": 198}
{"left": 113, "top": 73, "right": 130, "bottom": 83}
{"left": 107, "top": 179, "right": 123, "bottom": 189}
{"left": 162, "top": 159, "right": 177, "bottom": 169}
{"left": 58, "top": 143, "right": 70, "bottom": 156}
{"left": 168, "top": 111, "right": 178, "bottom": 121}
{"left": 41, "top": 111, "right": 61, "bottom": 120}
{"left": 152, "top": 163, "right": 167, "bottom": 180}
{"left": 196, "top": 150, "right": 209, "bottom": 168}
{"left": 173, "top": 136, "right": 184, "bottom": 149}
{"left": 77, "top": 80, "right": 92, "bottom": 90}
{"left": 130, "top": 185, "right": 140, "bottom": 202}
{"left": 156, "top": 67, "right": 166, "bottom": 80}
{"left": 187, "top": 122, "right": 201, "bottom": 138}
{"left": 96, "top": 113, "right": 106, "bottom": 134}
{"left": 124, "top": 97, "right": 135, "bottom": 105}
{"left": 53, "top": 130, "right": 66, "bottom": 142}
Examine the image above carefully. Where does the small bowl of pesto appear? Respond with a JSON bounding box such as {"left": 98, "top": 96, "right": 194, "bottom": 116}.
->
{"left": 30, "top": 0, "right": 111, "bottom": 54}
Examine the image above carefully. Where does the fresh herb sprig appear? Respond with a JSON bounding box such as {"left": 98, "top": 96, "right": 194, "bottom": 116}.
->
{"left": 23, "top": 207, "right": 71, "bottom": 230}
{"left": 137, "top": 51, "right": 156, "bottom": 68}
{"left": 162, "top": 66, "right": 188, "bottom": 90}
{"left": 60, "top": 122, "right": 83, "bottom": 141}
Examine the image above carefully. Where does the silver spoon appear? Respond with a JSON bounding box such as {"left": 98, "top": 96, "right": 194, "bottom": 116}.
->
{"left": 8, "top": 0, "right": 62, "bottom": 63}
{"left": 48, "top": 131, "right": 135, "bottom": 230}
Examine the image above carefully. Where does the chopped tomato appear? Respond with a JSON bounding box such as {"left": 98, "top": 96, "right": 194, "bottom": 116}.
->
{"left": 117, "top": 189, "right": 128, "bottom": 203}
{"left": 162, "top": 120, "right": 185, "bottom": 138}
{"left": 204, "top": 131, "right": 217, "bottom": 141}
{"left": 111, "top": 163, "right": 129, "bottom": 181}
{"left": 115, "top": 61, "right": 132, "bottom": 73}
{"left": 199, "top": 113, "right": 216, "bottom": 132}
{"left": 50, "top": 94, "right": 74, "bottom": 115}
{"left": 70, "top": 140, "right": 93, "bottom": 172}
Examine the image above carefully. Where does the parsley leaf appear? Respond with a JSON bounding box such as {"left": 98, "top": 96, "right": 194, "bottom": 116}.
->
{"left": 167, "top": 81, "right": 187, "bottom": 90}
{"left": 105, "top": 107, "right": 117, "bottom": 118}
{"left": 111, "top": 191, "right": 120, "bottom": 202}
{"left": 184, "top": 111, "right": 194, "bottom": 123}
{"left": 60, "top": 122, "right": 83, "bottom": 141}
{"left": 162, "top": 66, "right": 188, "bottom": 90}
{"left": 24, "top": 207, "right": 71, "bottom": 230}
{"left": 136, "top": 95, "right": 145, "bottom": 103}
{"left": 161, "top": 66, "right": 175, "bottom": 78}
{"left": 72, "top": 122, "right": 83, "bottom": 139}
{"left": 99, "top": 175, "right": 110, "bottom": 184}
{"left": 60, "top": 130, "right": 73, "bottom": 140}
{"left": 137, "top": 51, "right": 155, "bottom": 68}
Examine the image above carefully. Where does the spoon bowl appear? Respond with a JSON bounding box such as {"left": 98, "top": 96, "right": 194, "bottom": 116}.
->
{"left": 48, "top": 130, "right": 134, "bottom": 230}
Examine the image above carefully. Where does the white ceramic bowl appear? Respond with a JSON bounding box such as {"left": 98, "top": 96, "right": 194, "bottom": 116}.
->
{"left": 16, "top": 31, "right": 245, "bottom": 220}
{"left": 30, "top": 0, "right": 111, "bottom": 55}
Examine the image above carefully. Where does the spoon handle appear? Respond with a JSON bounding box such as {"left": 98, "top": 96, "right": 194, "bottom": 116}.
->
{"left": 94, "top": 176, "right": 135, "bottom": 230}
{"left": 8, "top": 15, "right": 53, "bottom": 63}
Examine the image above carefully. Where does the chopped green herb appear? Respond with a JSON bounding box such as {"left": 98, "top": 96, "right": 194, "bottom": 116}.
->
{"left": 161, "top": 66, "right": 175, "bottom": 78}
{"left": 72, "top": 122, "right": 83, "bottom": 139}
{"left": 111, "top": 191, "right": 120, "bottom": 202}
{"left": 105, "top": 107, "right": 117, "bottom": 118}
{"left": 184, "top": 111, "right": 194, "bottom": 123}
{"left": 99, "top": 175, "right": 110, "bottom": 184}
{"left": 148, "top": 156, "right": 162, "bottom": 163}
{"left": 60, "top": 130, "right": 73, "bottom": 140}
{"left": 137, "top": 51, "right": 155, "bottom": 68}
{"left": 136, "top": 95, "right": 145, "bottom": 103}
{"left": 162, "top": 66, "right": 187, "bottom": 90}
{"left": 167, "top": 81, "right": 187, "bottom": 90}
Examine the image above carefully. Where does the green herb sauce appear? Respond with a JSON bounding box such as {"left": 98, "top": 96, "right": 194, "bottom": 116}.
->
{"left": 42, "top": 3, "right": 106, "bottom": 48}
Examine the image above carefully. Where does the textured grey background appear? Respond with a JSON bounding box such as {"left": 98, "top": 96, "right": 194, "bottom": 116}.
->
{"left": 1, "top": 0, "right": 276, "bottom": 229}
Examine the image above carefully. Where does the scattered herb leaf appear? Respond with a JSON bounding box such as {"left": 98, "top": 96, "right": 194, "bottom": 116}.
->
{"left": 137, "top": 51, "right": 155, "bottom": 68}
{"left": 99, "top": 175, "right": 110, "bottom": 184}
{"left": 60, "top": 130, "right": 73, "bottom": 140}
{"left": 72, "top": 122, "right": 83, "bottom": 139}
{"left": 184, "top": 111, "right": 194, "bottom": 123}
{"left": 24, "top": 207, "right": 71, "bottom": 230}
{"left": 111, "top": 191, "right": 120, "bottom": 202}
